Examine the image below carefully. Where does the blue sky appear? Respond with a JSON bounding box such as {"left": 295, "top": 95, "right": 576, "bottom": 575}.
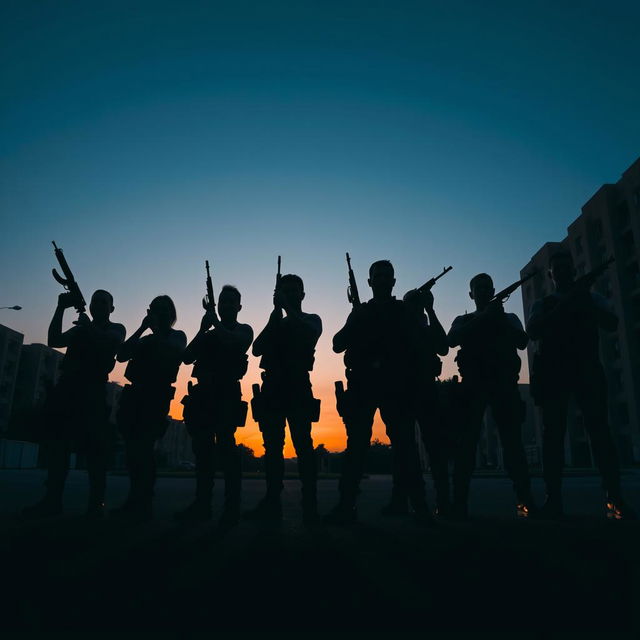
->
{"left": 1, "top": 1, "right": 639, "bottom": 450}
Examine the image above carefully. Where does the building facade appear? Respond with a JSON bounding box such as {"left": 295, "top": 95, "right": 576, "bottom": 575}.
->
{"left": 521, "top": 157, "right": 640, "bottom": 465}
{"left": 0, "top": 324, "right": 24, "bottom": 435}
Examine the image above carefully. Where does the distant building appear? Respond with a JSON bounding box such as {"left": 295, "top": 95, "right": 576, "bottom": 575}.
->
{"left": 3, "top": 343, "right": 65, "bottom": 468}
{"left": 521, "top": 157, "right": 640, "bottom": 465}
{"left": 0, "top": 324, "right": 24, "bottom": 435}
{"left": 12, "top": 343, "right": 64, "bottom": 414}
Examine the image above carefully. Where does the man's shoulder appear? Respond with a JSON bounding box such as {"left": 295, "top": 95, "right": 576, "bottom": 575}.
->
{"left": 452, "top": 312, "right": 475, "bottom": 325}
{"left": 108, "top": 322, "right": 127, "bottom": 337}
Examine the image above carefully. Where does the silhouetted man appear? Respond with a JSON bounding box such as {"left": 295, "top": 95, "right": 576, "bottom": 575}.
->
{"left": 527, "top": 251, "right": 636, "bottom": 520}
{"left": 448, "top": 273, "right": 534, "bottom": 519}
{"left": 247, "top": 274, "right": 322, "bottom": 524}
{"left": 326, "top": 260, "right": 433, "bottom": 525}
{"left": 174, "top": 285, "right": 253, "bottom": 529}
{"left": 113, "top": 295, "right": 186, "bottom": 522}
{"left": 402, "top": 287, "right": 451, "bottom": 516}
{"left": 22, "top": 290, "right": 125, "bottom": 519}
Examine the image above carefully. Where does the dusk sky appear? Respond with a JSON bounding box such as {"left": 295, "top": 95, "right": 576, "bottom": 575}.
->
{"left": 2, "top": 1, "right": 639, "bottom": 455}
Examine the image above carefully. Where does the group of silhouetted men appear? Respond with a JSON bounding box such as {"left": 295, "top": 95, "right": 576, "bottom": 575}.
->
{"left": 21, "top": 251, "right": 637, "bottom": 528}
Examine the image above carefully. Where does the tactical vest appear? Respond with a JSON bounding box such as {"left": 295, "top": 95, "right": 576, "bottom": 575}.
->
{"left": 455, "top": 315, "right": 521, "bottom": 382}
{"left": 60, "top": 326, "right": 116, "bottom": 384}
{"left": 259, "top": 317, "right": 316, "bottom": 376}
{"left": 192, "top": 331, "right": 249, "bottom": 383}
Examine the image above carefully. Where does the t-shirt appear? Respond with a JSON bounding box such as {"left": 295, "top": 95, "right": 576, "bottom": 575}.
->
{"left": 124, "top": 330, "right": 186, "bottom": 387}
{"left": 450, "top": 311, "right": 524, "bottom": 382}
{"left": 258, "top": 313, "right": 322, "bottom": 376}
{"left": 528, "top": 291, "right": 612, "bottom": 365}
{"left": 60, "top": 321, "right": 126, "bottom": 384}
{"left": 192, "top": 323, "right": 253, "bottom": 382}
{"left": 341, "top": 298, "right": 420, "bottom": 380}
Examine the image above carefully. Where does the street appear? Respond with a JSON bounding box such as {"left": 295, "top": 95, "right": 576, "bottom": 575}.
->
{"left": 1, "top": 470, "right": 639, "bottom": 633}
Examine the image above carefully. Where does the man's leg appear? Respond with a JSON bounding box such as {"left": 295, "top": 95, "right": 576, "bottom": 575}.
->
{"left": 174, "top": 429, "right": 215, "bottom": 521}
{"left": 452, "top": 384, "right": 487, "bottom": 518}
{"left": 336, "top": 404, "right": 376, "bottom": 510}
{"left": 490, "top": 385, "right": 534, "bottom": 515}
{"left": 574, "top": 370, "right": 633, "bottom": 519}
{"left": 325, "top": 387, "right": 376, "bottom": 523}
{"left": 288, "top": 414, "right": 318, "bottom": 522}
{"left": 244, "top": 415, "right": 286, "bottom": 520}
{"left": 382, "top": 400, "right": 431, "bottom": 524}
{"left": 540, "top": 389, "right": 569, "bottom": 516}
{"left": 216, "top": 425, "right": 242, "bottom": 525}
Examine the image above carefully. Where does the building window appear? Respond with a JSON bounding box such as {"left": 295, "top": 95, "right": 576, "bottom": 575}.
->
{"left": 592, "top": 218, "right": 604, "bottom": 240}
{"left": 612, "top": 337, "right": 620, "bottom": 359}
{"left": 612, "top": 369, "right": 623, "bottom": 392}
{"left": 617, "top": 402, "right": 629, "bottom": 425}
{"left": 627, "top": 262, "right": 640, "bottom": 290}
{"left": 621, "top": 230, "right": 636, "bottom": 259}
{"left": 617, "top": 201, "right": 630, "bottom": 228}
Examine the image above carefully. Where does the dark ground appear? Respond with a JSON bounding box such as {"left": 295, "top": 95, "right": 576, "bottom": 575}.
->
{"left": 1, "top": 470, "right": 639, "bottom": 635}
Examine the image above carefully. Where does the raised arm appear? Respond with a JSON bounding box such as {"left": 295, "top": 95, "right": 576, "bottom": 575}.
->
{"left": 117, "top": 314, "right": 151, "bottom": 362}
{"left": 48, "top": 293, "right": 78, "bottom": 348}
{"left": 252, "top": 308, "right": 282, "bottom": 357}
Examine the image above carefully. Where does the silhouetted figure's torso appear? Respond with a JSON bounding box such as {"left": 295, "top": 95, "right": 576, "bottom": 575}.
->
{"left": 331, "top": 297, "right": 429, "bottom": 517}
{"left": 528, "top": 289, "right": 623, "bottom": 510}
{"left": 448, "top": 308, "right": 532, "bottom": 515}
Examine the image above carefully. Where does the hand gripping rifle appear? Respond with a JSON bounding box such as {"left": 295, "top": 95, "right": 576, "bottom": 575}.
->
{"left": 417, "top": 266, "right": 453, "bottom": 293}
{"left": 346, "top": 252, "right": 361, "bottom": 308}
{"left": 490, "top": 269, "right": 539, "bottom": 305}
{"left": 202, "top": 260, "right": 216, "bottom": 313}
{"left": 51, "top": 241, "right": 86, "bottom": 314}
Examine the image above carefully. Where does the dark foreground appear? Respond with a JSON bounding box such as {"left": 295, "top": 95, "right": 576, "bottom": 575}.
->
{"left": 1, "top": 470, "right": 639, "bottom": 634}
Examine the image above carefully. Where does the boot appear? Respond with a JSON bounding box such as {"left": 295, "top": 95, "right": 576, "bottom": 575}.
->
{"left": 605, "top": 495, "right": 637, "bottom": 521}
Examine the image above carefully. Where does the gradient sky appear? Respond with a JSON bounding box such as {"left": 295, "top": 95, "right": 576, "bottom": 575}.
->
{"left": 2, "top": 1, "right": 639, "bottom": 456}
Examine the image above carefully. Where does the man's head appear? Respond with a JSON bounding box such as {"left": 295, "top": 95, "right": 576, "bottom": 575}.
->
{"left": 218, "top": 285, "right": 242, "bottom": 322}
{"left": 368, "top": 260, "right": 395, "bottom": 298}
{"left": 89, "top": 290, "right": 114, "bottom": 322}
{"left": 278, "top": 274, "right": 305, "bottom": 308}
{"left": 149, "top": 295, "right": 177, "bottom": 331}
{"left": 469, "top": 273, "right": 494, "bottom": 308}
{"left": 548, "top": 250, "right": 575, "bottom": 291}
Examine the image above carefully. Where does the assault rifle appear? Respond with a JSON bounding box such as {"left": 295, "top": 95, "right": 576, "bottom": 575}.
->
{"left": 276, "top": 255, "right": 282, "bottom": 290}
{"left": 574, "top": 256, "right": 615, "bottom": 290}
{"left": 418, "top": 266, "right": 452, "bottom": 293}
{"left": 490, "top": 270, "right": 538, "bottom": 305}
{"left": 51, "top": 241, "right": 86, "bottom": 314}
{"left": 346, "top": 252, "right": 361, "bottom": 308}
{"left": 202, "top": 260, "right": 215, "bottom": 312}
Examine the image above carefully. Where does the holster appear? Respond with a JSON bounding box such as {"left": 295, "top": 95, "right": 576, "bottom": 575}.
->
{"left": 250, "top": 383, "right": 264, "bottom": 424}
